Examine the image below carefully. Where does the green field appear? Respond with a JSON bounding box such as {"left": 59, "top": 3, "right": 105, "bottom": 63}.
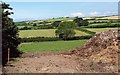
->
{"left": 18, "top": 26, "right": 32, "bottom": 29}
{"left": 89, "top": 23, "right": 118, "bottom": 26}
{"left": 88, "top": 20, "right": 109, "bottom": 23}
{"left": 89, "top": 23, "right": 107, "bottom": 26}
{"left": 17, "top": 26, "right": 25, "bottom": 29}
{"left": 85, "top": 28, "right": 118, "bottom": 33}
{"left": 18, "top": 40, "right": 87, "bottom": 52}
{"left": 19, "top": 29, "right": 89, "bottom": 38}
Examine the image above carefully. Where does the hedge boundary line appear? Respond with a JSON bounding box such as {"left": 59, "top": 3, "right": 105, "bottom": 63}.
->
{"left": 76, "top": 28, "right": 96, "bottom": 35}
{"left": 20, "top": 35, "right": 92, "bottom": 42}
{"left": 82, "top": 23, "right": 120, "bottom": 28}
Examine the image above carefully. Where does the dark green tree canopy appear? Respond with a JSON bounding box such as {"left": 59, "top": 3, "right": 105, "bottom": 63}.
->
{"left": 73, "top": 17, "right": 83, "bottom": 24}
{"left": 73, "top": 17, "right": 89, "bottom": 26}
{"left": 2, "top": 2, "right": 21, "bottom": 65}
{"left": 58, "top": 21, "right": 77, "bottom": 29}
{"left": 55, "top": 21, "right": 77, "bottom": 40}
{"left": 52, "top": 21, "right": 61, "bottom": 27}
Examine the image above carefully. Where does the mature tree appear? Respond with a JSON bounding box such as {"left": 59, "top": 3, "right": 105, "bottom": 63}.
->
{"left": 73, "top": 17, "right": 89, "bottom": 26}
{"left": 2, "top": 3, "right": 21, "bottom": 65}
{"left": 55, "top": 21, "right": 77, "bottom": 40}
{"left": 33, "top": 23, "right": 37, "bottom": 26}
{"left": 52, "top": 21, "right": 61, "bottom": 27}
{"left": 73, "top": 17, "right": 83, "bottom": 24}
{"left": 81, "top": 20, "right": 89, "bottom": 26}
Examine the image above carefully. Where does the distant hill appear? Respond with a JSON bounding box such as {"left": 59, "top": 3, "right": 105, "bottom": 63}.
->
{"left": 25, "top": 15, "right": 118, "bottom": 22}
{"left": 95, "top": 15, "right": 119, "bottom": 20}
{"left": 15, "top": 15, "right": 119, "bottom": 26}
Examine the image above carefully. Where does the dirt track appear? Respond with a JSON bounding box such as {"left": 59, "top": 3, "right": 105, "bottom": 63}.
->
{"left": 3, "top": 52, "right": 118, "bottom": 73}
{"left": 3, "top": 52, "right": 81, "bottom": 73}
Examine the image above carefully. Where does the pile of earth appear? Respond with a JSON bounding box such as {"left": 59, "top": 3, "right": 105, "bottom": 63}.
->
{"left": 71, "top": 29, "right": 119, "bottom": 72}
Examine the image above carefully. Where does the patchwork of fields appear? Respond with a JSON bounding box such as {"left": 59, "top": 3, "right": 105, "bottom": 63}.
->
{"left": 18, "top": 27, "right": 117, "bottom": 52}
{"left": 19, "top": 28, "right": 117, "bottom": 38}
{"left": 17, "top": 16, "right": 119, "bottom": 52}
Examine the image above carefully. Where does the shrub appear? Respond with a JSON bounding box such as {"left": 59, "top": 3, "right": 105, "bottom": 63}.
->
{"left": 19, "top": 26, "right": 32, "bottom": 30}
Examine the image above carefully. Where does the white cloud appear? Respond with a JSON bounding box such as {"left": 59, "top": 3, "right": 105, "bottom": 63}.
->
{"left": 65, "top": 11, "right": 117, "bottom": 18}
{"left": 89, "top": 11, "right": 100, "bottom": 16}
{"left": 65, "top": 12, "right": 85, "bottom": 17}
{"left": 89, "top": 11, "right": 117, "bottom": 17}
{"left": 103, "top": 11, "right": 117, "bottom": 16}
{"left": 70, "top": 12, "right": 85, "bottom": 17}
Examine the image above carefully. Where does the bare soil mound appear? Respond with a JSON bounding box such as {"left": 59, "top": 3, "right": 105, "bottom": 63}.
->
{"left": 71, "top": 29, "right": 119, "bottom": 72}
{"left": 3, "top": 29, "right": 119, "bottom": 73}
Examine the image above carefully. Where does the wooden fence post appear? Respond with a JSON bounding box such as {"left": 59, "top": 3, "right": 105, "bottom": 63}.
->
{"left": 7, "top": 48, "right": 10, "bottom": 64}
